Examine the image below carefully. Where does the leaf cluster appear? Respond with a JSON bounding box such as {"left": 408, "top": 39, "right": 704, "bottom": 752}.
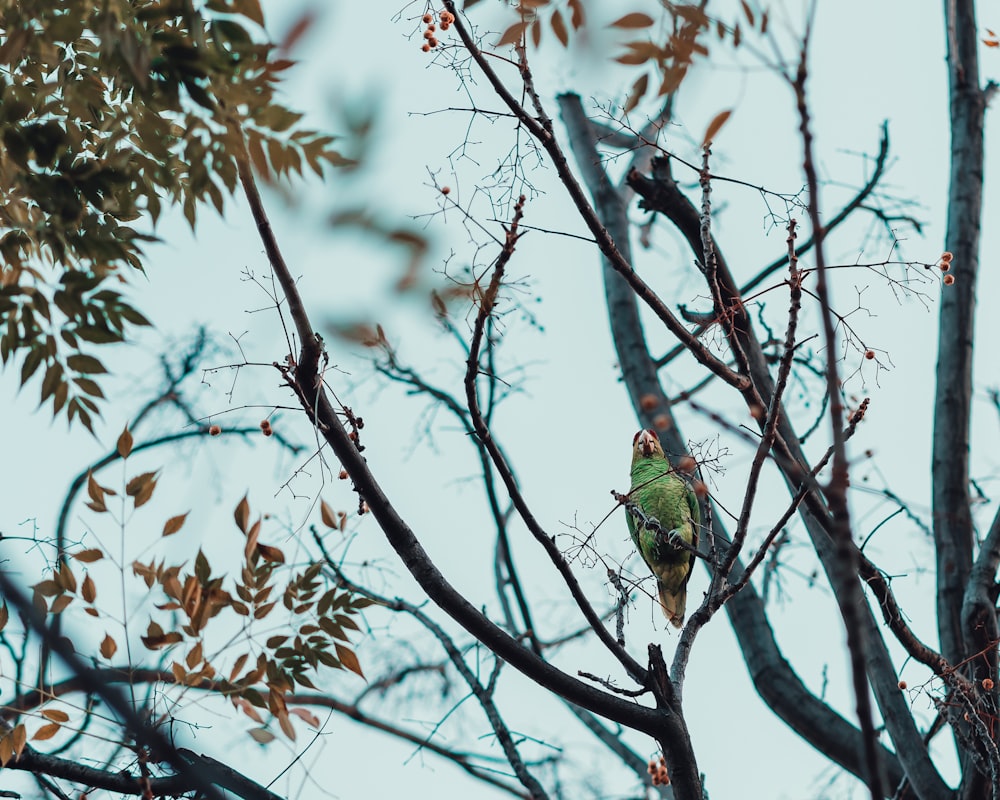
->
{"left": 0, "top": 0, "right": 347, "bottom": 425}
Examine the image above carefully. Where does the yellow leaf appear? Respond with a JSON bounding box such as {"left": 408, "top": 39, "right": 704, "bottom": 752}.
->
{"left": 116, "top": 424, "right": 133, "bottom": 459}
{"left": 610, "top": 12, "right": 654, "bottom": 29}
{"left": 702, "top": 109, "right": 732, "bottom": 145}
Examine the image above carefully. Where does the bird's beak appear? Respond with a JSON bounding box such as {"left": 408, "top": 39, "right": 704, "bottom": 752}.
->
{"left": 639, "top": 429, "right": 657, "bottom": 457}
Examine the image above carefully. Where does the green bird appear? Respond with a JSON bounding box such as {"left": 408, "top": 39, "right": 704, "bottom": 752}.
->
{"left": 626, "top": 429, "right": 700, "bottom": 628}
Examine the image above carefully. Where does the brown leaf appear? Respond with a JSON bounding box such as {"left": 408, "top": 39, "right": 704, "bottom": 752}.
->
{"left": 40, "top": 709, "right": 69, "bottom": 723}
{"left": 335, "top": 643, "right": 365, "bottom": 679}
{"left": 230, "top": 653, "right": 249, "bottom": 682}
{"left": 248, "top": 727, "right": 275, "bottom": 744}
{"left": 0, "top": 603, "right": 7, "bottom": 633}
{"left": 34, "top": 579, "right": 61, "bottom": 597}
{"left": 86, "top": 472, "right": 107, "bottom": 512}
{"left": 32, "top": 722, "right": 60, "bottom": 742}
{"left": 186, "top": 641, "right": 204, "bottom": 669}
{"left": 162, "top": 512, "right": 189, "bottom": 537}
{"left": 289, "top": 707, "right": 320, "bottom": 728}
{"left": 277, "top": 710, "right": 296, "bottom": 741}
{"left": 610, "top": 12, "right": 654, "bottom": 29}
{"left": 740, "top": 0, "right": 755, "bottom": 26}
{"left": 624, "top": 73, "right": 649, "bottom": 114}
{"left": 12, "top": 722, "right": 26, "bottom": 757}
{"left": 73, "top": 548, "right": 104, "bottom": 563}
{"left": 256, "top": 544, "right": 285, "bottom": 564}
{"left": 320, "top": 500, "right": 337, "bottom": 529}
{"left": 100, "top": 634, "right": 118, "bottom": 660}
{"left": 58, "top": 561, "right": 77, "bottom": 594}
{"left": 125, "top": 471, "right": 157, "bottom": 497}
{"left": 496, "top": 21, "right": 528, "bottom": 46}
{"left": 702, "top": 109, "right": 733, "bottom": 145}
{"left": 116, "top": 425, "right": 133, "bottom": 459}
{"left": 50, "top": 595, "right": 73, "bottom": 614}
{"left": 551, "top": 9, "right": 568, "bottom": 46}
{"left": 568, "top": 0, "right": 585, "bottom": 29}
{"left": 81, "top": 574, "right": 96, "bottom": 603}
{"left": 234, "top": 494, "right": 250, "bottom": 534}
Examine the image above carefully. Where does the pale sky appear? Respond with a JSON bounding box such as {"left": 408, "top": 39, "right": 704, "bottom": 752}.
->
{"left": 4, "top": 1, "right": 999, "bottom": 799}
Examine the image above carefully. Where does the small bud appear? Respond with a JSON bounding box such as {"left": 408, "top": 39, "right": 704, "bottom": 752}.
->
{"left": 940, "top": 251, "right": 954, "bottom": 263}
{"left": 897, "top": 680, "right": 907, "bottom": 690}
{"left": 678, "top": 455, "right": 696, "bottom": 473}
{"left": 421, "top": 43, "right": 431, "bottom": 52}
{"left": 260, "top": 420, "right": 271, "bottom": 431}
{"left": 441, "top": 186, "right": 451, "bottom": 195}
{"left": 865, "top": 350, "right": 875, "bottom": 360}
{"left": 749, "top": 404, "right": 765, "bottom": 420}
{"left": 639, "top": 393, "right": 659, "bottom": 411}
{"left": 983, "top": 678, "right": 995, "bottom": 691}
{"left": 422, "top": 13, "right": 433, "bottom": 23}
{"left": 423, "top": 28, "right": 434, "bottom": 39}
{"left": 692, "top": 479, "right": 708, "bottom": 498}
{"left": 939, "top": 261, "right": 951, "bottom": 272}
{"left": 427, "top": 23, "right": 436, "bottom": 31}
{"left": 653, "top": 413, "right": 671, "bottom": 430}
{"left": 943, "top": 274, "right": 956, "bottom": 286}
{"left": 339, "top": 469, "right": 349, "bottom": 480}
{"left": 427, "top": 36, "right": 438, "bottom": 47}
{"left": 262, "top": 427, "right": 273, "bottom": 437}
{"left": 209, "top": 425, "right": 221, "bottom": 436}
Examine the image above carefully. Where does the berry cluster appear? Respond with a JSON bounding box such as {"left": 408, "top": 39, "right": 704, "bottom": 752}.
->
{"left": 420, "top": 9, "right": 455, "bottom": 51}
{"left": 939, "top": 251, "right": 955, "bottom": 285}
{"left": 647, "top": 755, "right": 670, "bottom": 786}
{"left": 260, "top": 419, "right": 273, "bottom": 437}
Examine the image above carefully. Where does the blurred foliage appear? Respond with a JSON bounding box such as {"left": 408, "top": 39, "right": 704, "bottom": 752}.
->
{"left": 0, "top": 0, "right": 347, "bottom": 429}
{"left": 0, "top": 428, "right": 371, "bottom": 760}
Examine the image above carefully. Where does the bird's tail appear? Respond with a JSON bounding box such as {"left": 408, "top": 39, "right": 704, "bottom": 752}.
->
{"left": 657, "top": 581, "right": 685, "bottom": 629}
